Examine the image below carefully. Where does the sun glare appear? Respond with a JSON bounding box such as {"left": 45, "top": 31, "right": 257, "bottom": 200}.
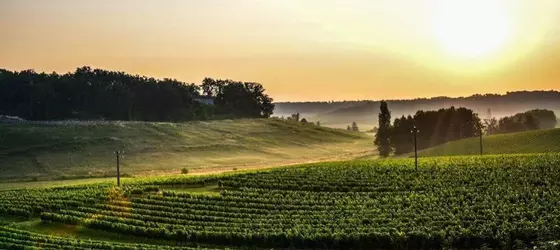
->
{"left": 432, "top": 0, "right": 512, "bottom": 59}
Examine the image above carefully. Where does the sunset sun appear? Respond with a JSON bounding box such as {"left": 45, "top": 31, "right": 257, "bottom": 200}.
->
{"left": 432, "top": 0, "right": 513, "bottom": 59}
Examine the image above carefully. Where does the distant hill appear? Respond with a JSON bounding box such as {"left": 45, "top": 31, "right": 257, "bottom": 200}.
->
{"left": 275, "top": 91, "right": 560, "bottom": 129}
{"left": 273, "top": 101, "right": 368, "bottom": 120}
{"left": 0, "top": 119, "right": 371, "bottom": 181}
{"left": 417, "top": 128, "right": 560, "bottom": 157}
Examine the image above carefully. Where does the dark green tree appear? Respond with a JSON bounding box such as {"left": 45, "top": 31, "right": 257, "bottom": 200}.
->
{"left": 374, "top": 101, "right": 392, "bottom": 157}
{"left": 391, "top": 115, "right": 414, "bottom": 154}
{"left": 351, "top": 121, "right": 359, "bottom": 131}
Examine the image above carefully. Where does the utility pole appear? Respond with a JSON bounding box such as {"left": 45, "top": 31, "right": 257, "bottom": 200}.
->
{"left": 115, "top": 150, "right": 123, "bottom": 186}
{"left": 479, "top": 126, "right": 483, "bottom": 156}
{"left": 411, "top": 126, "right": 419, "bottom": 170}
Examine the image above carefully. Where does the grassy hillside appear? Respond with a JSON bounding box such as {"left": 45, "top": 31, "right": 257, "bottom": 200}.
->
{"left": 418, "top": 128, "right": 560, "bottom": 157}
{"left": 0, "top": 119, "right": 372, "bottom": 181}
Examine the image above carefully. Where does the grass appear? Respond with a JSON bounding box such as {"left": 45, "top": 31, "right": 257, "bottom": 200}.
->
{"left": 417, "top": 128, "right": 560, "bottom": 157}
{"left": 0, "top": 177, "right": 122, "bottom": 191}
{"left": 7, "top": 219, "right": 186, "bottom": 246}
{"left": 0, "top": 118, "right": 373, "bottom": 181}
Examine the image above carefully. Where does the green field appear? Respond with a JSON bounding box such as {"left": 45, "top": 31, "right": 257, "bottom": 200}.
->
{"left": 417, "top": 128, "right": 560, "bottom": 157}
{"left": 1, "top": 154, "right": 560, "bottom": 249}
{"left": 0, "top": 119, "right": 372, "bottom": 181}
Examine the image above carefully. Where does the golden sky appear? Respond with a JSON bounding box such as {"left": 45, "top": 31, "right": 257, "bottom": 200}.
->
{"left": 1, "top": 0, "right": 560, "bottom": 101}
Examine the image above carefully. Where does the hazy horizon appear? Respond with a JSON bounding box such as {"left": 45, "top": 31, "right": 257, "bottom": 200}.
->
{"left": 2, "top": 0, "right": 560, "bottom": 101}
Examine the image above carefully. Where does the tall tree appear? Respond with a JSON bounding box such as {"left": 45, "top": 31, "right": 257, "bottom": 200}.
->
{"left": 374, "top": 101, "right": 392, "bottom": 157}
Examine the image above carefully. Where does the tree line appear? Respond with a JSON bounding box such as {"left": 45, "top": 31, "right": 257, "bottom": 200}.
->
{"left": 0, "top": 67, "right": 274, "bottom": 122}
{"left": 299, "top": 90, "right": 560, "bottom": 127}
{"left": 374, "top": 102, "right": 557, "bottom": 156}
{"left": 484, "top": 109, "right": 557, "bottom": 135}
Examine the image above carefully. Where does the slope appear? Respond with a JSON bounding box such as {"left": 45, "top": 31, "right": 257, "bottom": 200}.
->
{"left": 418, "top": 128, "right": 560, "bottom": 157}
{"left": 0, "top": 118, "right": 372, "bottom": 181}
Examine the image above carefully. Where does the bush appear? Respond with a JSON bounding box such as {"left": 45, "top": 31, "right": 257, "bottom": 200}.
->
{"left": 181, "top": 168, "right": 189, "bottom": 174}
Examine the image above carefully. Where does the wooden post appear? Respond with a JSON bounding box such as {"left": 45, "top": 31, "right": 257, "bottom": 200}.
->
{"left": 115, "top": 151, "right": 120, "bottom": 187}
{"left": 411, "top": 126, "right": 419, "bottom": 170}
{"left": 479, "top": 127, "right": 483, "bottom": 156}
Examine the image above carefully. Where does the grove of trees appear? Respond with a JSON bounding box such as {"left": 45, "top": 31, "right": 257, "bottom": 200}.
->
{"left": 391, "top": 107, "right": 481, "bottom": 154}
{"left": 378, "top": 103, "right": 557, "bottom": 155}
{"left": 0, "top": 67, "right": 274, "bottom": 122}
{"left": 375, "top": 104, "right": 482, "bottom": 155}
{"left": 485, "top": 109, "right": 557, "bottom": 135}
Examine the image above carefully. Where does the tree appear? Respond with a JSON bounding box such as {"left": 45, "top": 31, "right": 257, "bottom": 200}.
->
{"left": 524, "top": 109, "right": 556, "bottom": 129}
{"left": 390, "top": 115, "right": 414, "bottom": 154}
{"left": 290, "top": 113, "right": 300, "bottom": 122}
{"left": 494, "top": 110, "right": 555, "bottom": 134}
{"left": 300, "top": 118, "right": 308, "bottom": 124}
{"left": 351, "top": 121, "right": 359, "bottom": 131}
{"left": 374, "top": 101, "right": 392, "bottom": 157}
{"left": 347, "top": 125, "right": 351, "bottom": 131}
{"left": 483, "top": 118, "right": 499, "bottom": 135}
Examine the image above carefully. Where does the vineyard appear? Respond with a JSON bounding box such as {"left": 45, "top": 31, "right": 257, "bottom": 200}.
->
{"left": 418, "top": 128, "right": 560, "bottom": 157}
{"left": 1, "top": 154, "right": 560, "bottom": 249}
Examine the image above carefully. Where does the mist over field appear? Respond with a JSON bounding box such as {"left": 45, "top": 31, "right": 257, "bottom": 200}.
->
{"left": 275, "top": 91, "right": 560, "bottom": 129}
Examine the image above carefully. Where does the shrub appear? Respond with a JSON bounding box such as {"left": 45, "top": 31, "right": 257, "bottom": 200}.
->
{"left": 181, "top": 168, "right": 189, "bottom": 174}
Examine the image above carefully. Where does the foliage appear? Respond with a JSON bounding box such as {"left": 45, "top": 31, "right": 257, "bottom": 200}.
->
{"left": 0, "top": 67, "right": 274, "bottom": 122}
{"left": 350, "top": 121, "right": 359, "bottom": 131}
{"left": 483, "top": 117, "right": 499, "bottom": 135}
{"left": 494, "top": 109, "right": 557, "bottom": 134}
{"left": 0, "top": 226, "right": 220, "bottom": 249}
{"left": 391, "top": 107, "right": 481, "bottom": 155}
{"left": 201, "top": 78, "right": 274, "bottom": 118}
{"left": 374, "top": 101, "right": 392, "bottom": 157}
{"left": 390, "top": 115, "right": 415, "bottom": 154}
{"left": 287, "top": 113, "right": 300, "bottom": 122}
{"left": 525, "top": 109, "right": 557, "bottom": 129}
{"left": 181, "top": 168, "right": 189, "bottom": 174}
{"left": 3, "top": 154, "right": 560, "bottom": 248}
{"left": 418, "top": 127, "right": 560, "bottom": 157}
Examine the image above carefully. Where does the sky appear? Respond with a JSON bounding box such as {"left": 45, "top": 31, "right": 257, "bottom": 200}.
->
{"left": 1, "top": 0, "right": 560, "bottom": 101}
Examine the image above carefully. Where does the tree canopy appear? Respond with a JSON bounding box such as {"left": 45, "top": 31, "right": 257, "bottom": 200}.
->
{"left": 374, "top": 101, "right": 392, "bottom": 157}
{"left": 0, "top": 67, "right": 274, "bottom": 122}
{"left": 391, "top": 107, "right": 481, "bottom": 155}
{"left": 492, "top": 109, "right": 557, "bottom": 134}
